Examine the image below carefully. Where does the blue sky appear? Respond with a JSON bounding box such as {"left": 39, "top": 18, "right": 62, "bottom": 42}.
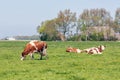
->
{"left": 0, "top": 0, "right": 120, "bottom": 39}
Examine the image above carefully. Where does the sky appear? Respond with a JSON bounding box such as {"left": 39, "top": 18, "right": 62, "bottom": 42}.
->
{"left": 0, "top": 0, "right": 120, "bottom": 39}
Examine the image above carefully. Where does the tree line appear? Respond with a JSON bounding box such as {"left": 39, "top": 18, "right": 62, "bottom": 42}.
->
{"left": 37, "top": 8, "right": 120, "bottom": 41}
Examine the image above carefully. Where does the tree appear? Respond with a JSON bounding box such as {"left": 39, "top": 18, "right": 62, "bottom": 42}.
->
{"left": 79, "top": 8, "right": 112, "bottom": 27}
{"left": 78, "top": 8, "right": 113, "bottom": 40}
{"left": 37, "top": 8, "right": 116, "bottom": 41}
{"left": 114, "top": 8, "right": 120, "bottom": 32}
{"left": 56, "top": 9, "right": 76, "bottom": 40}
{"left": 37, "top": 9, "right": 77, "bottom": 41}
{"left": 37, "top": 19, "right": 59, "bottom": 41}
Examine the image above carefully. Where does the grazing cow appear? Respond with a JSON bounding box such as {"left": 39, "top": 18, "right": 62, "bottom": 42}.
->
{"left": 21, "top": 40, "right": 47, "bottom": 60}
{"left": 82, "top": 45, "right": 105, "bottom": 54}
{"left": 66, "top": 46, "right": 81, "bottom": 53}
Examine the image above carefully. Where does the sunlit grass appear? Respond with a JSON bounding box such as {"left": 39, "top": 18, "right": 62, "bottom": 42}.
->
{"left": 0, "top": 41, "right": 119, "bottom": 80}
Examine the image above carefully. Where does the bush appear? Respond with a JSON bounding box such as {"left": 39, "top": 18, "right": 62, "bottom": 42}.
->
{"left": 67, "top": 35, "right": 81, "bottom": 41}
{"left": 81, "top": 35, "right": 87, "bottom": 41}
{"left": 88, "top": 32, "right": 104, "bottom": 41}
{"left": 107, "top": 36, "right": 118, "bottom": 41}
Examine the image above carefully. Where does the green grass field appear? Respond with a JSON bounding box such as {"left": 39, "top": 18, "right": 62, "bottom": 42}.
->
{"left": 0, "top": 41, "right": 120, "bottom": 80}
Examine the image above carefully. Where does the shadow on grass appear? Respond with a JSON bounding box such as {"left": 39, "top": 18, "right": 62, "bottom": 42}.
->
{"left": 68, "top": 75, "right": 86, "bottom": 80}
{"left": 34, "top": 57, "right": 49, "bottom": 60}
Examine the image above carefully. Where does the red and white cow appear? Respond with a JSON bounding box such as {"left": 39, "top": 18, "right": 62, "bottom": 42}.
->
{"left": 82, "top": 45, "right": 105, "bottom": 54}
{"left": 21, "top": 40, "right": 47, "bottom": 60}
{"left": 66, "top": 46, "right": 81, "bottom": 53}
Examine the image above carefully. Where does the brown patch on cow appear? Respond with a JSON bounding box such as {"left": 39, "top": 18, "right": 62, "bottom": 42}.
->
{"left": 66, "top": 47, "right": 81, "bottom": 53}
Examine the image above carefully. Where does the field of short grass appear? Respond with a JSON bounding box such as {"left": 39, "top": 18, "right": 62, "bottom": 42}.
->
{"left": 0, "top": 41, "right": 120, "bottom": 80}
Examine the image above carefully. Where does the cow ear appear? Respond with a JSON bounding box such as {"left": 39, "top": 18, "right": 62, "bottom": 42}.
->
{"left": 99, "top": 45, "right": 103, "bottom": 47}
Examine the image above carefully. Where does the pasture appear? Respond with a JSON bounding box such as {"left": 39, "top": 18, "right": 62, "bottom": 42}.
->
{"left": 0, "top": 41, "right": 120, "bottom": 80}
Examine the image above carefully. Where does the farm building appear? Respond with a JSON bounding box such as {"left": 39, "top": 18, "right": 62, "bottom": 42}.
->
{"left": 5, "top": 37, "right": 16, "bottom": 40}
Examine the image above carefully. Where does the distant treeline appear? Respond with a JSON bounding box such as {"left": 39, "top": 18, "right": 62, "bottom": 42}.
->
{"left": 14, "top": 35, "right": 40, "bottom": 40}
{"left": 37, "top": 8, "right": 120, "bottom": 41}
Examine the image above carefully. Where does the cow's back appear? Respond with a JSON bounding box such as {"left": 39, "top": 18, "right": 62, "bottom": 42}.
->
{"left": 34, "top": 41, "right": 47, "bottom": 51}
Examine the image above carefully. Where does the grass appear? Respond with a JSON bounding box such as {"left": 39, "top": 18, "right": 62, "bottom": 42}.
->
{"left": 0, "top": 41, "right": 120, "bottom": 80}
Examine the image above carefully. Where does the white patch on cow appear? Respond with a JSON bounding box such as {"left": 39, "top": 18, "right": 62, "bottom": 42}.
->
{"left": 44, "top": 48, "right": 47, "bottom": 52}
{"left": 95, "top": 48, "right": 99, "bottom": 54}
{"left": 29, "top": 40, "right": 38, "bottom": 50}
{"left": 91, "top": 48, "right": 102, "bottom": 54}
{"left": 76, "top": 49, "right": 81, "bottom": 53}
{"left": 43, "top": 48, "right": 47, "bottom": 55}
{"left": 101, "top": 45, "right": 105, "bottom": 51}
{"left": 98, "top": 52, "right": 102, "bottom": 54}
{"left": 93, "top": 49, "right": 98, "bottom": 54}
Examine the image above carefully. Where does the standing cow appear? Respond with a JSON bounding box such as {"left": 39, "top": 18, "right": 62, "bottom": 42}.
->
{"left": 21, "top": 40, "right": 47, "bottom": 60}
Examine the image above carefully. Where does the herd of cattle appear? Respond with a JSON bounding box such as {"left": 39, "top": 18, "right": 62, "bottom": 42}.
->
{"left": 21, "top": 40, "right": 106, "bottom": 60}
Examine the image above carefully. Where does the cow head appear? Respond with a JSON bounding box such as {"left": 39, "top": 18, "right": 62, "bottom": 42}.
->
{"left": 21, "top": 52, "right": 25, "bottom": 60}
{"left": 99, "top": 45, "right": 106, "bottom": 52}
{"left": 66, "top": 47, "right": 73, "bottom": 52}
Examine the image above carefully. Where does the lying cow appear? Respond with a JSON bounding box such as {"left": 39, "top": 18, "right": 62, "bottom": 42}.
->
{"left": 21, "top": 40, "right": 47, "bottom": 60}
{"left": 66, "top": 46, "right": 81, "bottom": 53}
{"left": 82, "top": 45, "right": 105, "bottom": 54}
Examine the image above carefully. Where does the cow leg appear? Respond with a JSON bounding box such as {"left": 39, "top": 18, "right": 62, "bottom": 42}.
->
{"left": 30, "top": 53, "right": 34, "bottom": 60}
{"left": 40, "top": 53, "right": 42, "bottom": 60}
{"left": 43, "top": 48, "right": 48, "bottom": 59}
{"left": 21, "top": 56, "right": 26, "bottom": 60}
{"left": 21, "top": 56, "right": 25, "bottom": 60}
{"left": 39, "top": 47, "right": 47, "bottom": 60}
